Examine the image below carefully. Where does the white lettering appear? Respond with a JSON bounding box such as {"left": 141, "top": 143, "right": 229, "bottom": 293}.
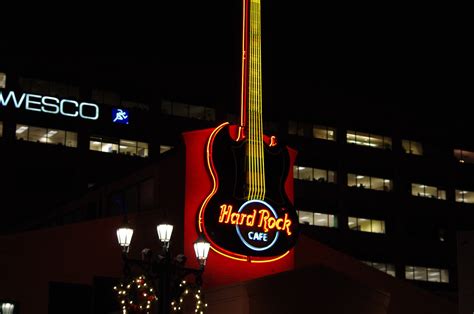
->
{"left": 248, "top": 232, "right": 268, "bottom": 242}
{"left": 60, "top": 99, "right": 79, "bottom": 117}
{"left": 0, "top": 91, "right": 100, "bottom": 120}
{"left": 41, "top": 96, "right": 60, "bottom": 114}
{"left": 25, "top": 94, "right": 42, "bottom": 112}
{"left": 0, "top": 91, "right": 26, "bottom": 108}
{"left": 79, "top": 102, "right": 99, "bottom": 120}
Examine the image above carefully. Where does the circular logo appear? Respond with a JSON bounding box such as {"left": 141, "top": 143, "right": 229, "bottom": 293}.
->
{"left": 235, "top": 200, "right": 279, "bottom": 251}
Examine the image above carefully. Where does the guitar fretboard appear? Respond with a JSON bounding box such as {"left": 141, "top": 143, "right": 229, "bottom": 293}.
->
{"left": 244, "top": 0, "right": 266, "bottom": 201}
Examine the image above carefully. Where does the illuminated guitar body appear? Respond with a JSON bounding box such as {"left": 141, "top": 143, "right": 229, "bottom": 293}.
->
{"left": 198, "top": 124, "right": 299, "bottom": 260}
{"left": 197, "top": 0, "right": 299, "bottom": 262}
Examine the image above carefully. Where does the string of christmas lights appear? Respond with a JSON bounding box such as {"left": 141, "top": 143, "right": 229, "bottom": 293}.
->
{"left": 171, "top": 280, "right": 208, "bottom": 314}
{"left": 114, "top": 275, "right": 157, "bottom": 313}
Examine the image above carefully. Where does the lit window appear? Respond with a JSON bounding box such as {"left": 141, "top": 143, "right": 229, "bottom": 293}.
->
{"left": 455, "top": 189, "right": 474, "bottom": 203}
{"left": 405, "top": 266, "right": 449, "bottom": 283}
{"left": 288, "top": 121, "right": 336, "bottom": 141}
{"left": 89, "top": 136, "right": 119, "bottom": 153}
{"left": 363, "top": 261, "right": 395, "bottom": 277}
{"left": 137, "top": 142, "right": 149, "bottom": 157}
{"left": 65, "top": 132, "right": 77, "bottom": 148}
{"left": 296, "top": 166, "right": 312, "bottom": 180}
{"left": 314, "top": 212, "right": 337, "bottom": 227}
{"left": 0, "top": 121, "right": 3, "bottom": 137}
{"left": 29, "top": 126, "right": 47, "bottom": 142}
{"left": 454, "top": 149, "right": 474, "bottom": 164}
{"left": 15, "top": 124, "right": 77, "bottom": 147}
{"left": 120, "top": 139, "right": 138, "bottom": 155}
{"left": 298, "top": 211, "right": 314, "bottom": 225}
{"left": 411, "top": 183, "right": 446, "bottom": 200}
{"left": 294, "top": 166, "right": 337, "bottom": 183}
{"left": 347, "top": 173, "right": 392, "bottom": 191}
{"left": 0, "top": 72, "right": 6, "bottom": 88}
{"left": 427, "top": 268, "right": 441, "bottom": 282}
{"left": 402, "top": 140, "right": 423, "bottom": 155}
{"left": 347, "top": 130, "right": 392, "bottom": 149}
{"left": 160, "top": 145, "right": 173, "bottom": 154}
{"left": 298, "top": 211, "right": 337, "bottom": 228}
{"left": 348, "top": 217, "right": 385, "bottom": 234}
{"left": 313, "top": 125, "right": 336, "bottom": 141}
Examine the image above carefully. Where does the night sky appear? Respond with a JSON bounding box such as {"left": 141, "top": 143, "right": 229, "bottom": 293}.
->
{"left": 1, "top": 1, "right": 471, "bottom": 132}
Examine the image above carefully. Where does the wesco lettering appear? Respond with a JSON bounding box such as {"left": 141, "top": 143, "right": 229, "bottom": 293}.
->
{"left": 0, "top": 91, "right": 99, "bottom": 120}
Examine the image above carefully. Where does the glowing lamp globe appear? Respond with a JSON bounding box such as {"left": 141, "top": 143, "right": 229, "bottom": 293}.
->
{"left": 157, "top": 224, "right": 174, "bottom": 243}
{"left": 194, "top": 235, "right": 210, "bottom": 266}
{"left": 116, "top": 226, "right": 134, "bottom": 252}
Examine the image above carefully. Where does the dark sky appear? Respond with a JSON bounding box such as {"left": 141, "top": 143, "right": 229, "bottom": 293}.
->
{"left": 1, "top": 2, "right": 472, "bottom": 130}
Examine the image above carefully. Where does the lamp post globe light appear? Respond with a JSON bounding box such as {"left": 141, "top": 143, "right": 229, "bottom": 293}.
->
{"left": 1, "top": 303, "right": 15, "bottom": 314}
{"left": 115, "top": 220, "right": 210, "bottom": 314}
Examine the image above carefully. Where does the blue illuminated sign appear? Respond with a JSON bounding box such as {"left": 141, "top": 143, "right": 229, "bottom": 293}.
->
{"left": 112, "top": 108, "right": 129, "bottom": 124}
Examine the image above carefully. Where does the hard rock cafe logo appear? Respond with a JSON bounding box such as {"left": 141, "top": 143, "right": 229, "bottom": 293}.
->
{"left": 218, "top": 200, "right": 292, "bottom": 251}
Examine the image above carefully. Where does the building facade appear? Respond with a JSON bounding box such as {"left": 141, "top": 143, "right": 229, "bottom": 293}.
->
{"left": 0, "top": 67, "right": 469, "bottom": 310}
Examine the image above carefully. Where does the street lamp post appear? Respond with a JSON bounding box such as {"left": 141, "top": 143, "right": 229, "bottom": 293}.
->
{"left": 116, "top": 221, "right": 210, "bottom": 314}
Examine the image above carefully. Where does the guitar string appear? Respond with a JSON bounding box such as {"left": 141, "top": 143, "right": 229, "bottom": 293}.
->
{"left": 257, "top": 0, "right": 266, "bottom": 200}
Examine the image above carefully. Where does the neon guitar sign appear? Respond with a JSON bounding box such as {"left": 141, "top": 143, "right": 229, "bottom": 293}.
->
{"left": 198, "top": 0, "right": 299, "bottom": 262}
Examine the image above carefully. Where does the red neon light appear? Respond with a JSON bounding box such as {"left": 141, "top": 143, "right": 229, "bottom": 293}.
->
{"left": 198, "top": 122, "right": 229, "bottom": 233}
{"left": 218, "top": 204, "right": 292, "bottom": 236}
{"left": 240, "top": 0, "right": 249, "bottom": 130}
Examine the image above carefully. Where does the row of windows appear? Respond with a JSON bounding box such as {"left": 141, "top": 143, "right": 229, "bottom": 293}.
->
{"left": 455, "top": 189, "right": 474, "bottom": 203}
{"left": 297, "top": 168, "right": 474, "bottom": 202}
{"left": 347, "top": 174, "right": 392, "bottom": 191}
{"left": 10, "top": 123, "right": 153, "bottom": 158}
{"left": 298, "top": 211, "right": 337, "bottom": 227}
{"left": 288, "top": 121, "right": 336, "bottom": 141}
{"left": 411, "top": 183, "right": 446, "bottom": 200}
{"left": 362, "top": 261, "right": 396, "bottom": 277}
{"left": 297, "top": 211, "right": 385, "bottom": 234}
{"left": 5, "top": 124, "right": 176, "bottom": 159}
{"left": 162, "top": 100, "right": 215, "bottom": 121}
{"left": 16, "top": 124, "right": 78, "bottom": 147}
{"left": 348, "top": 217, "right": 385, "bottom": 234}
{"left": 347, "top": 130, "right": 392, "bottom": 150}
{"left": 288, "top": 122, "right": 474, "bottom": 163}
{"left": 90, "top": 136, "right": 149, "bottom": 157}
{"left": 405, "top": 266, "right": 449, "bottom": 283}
{"left": 293, "top": 166, "right": 336, "bottom": 183}
{"left": 362, "top": 262, "right": 449, "bottom": 283}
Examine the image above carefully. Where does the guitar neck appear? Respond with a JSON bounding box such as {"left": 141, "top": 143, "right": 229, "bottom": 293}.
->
{"left": 242, "top": 0, "right": 266, "bottom": 200}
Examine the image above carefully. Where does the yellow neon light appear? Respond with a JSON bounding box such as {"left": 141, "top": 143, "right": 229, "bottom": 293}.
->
{"left": 251, "top": 250, "right": 290, "bottom": 263}
{"left": 210, "top": 246, "right": 248, "bottom": 262}
{"left": 246, "top": 0, "right": 266, "bottom": 201}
